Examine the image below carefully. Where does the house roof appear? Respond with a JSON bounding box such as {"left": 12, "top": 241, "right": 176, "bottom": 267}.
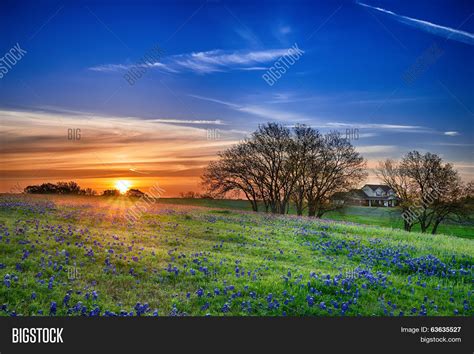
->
{"left": 363, "top": 184, "right": 392, "bottom": 192}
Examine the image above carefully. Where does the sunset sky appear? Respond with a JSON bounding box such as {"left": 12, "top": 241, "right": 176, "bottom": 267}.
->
{"left": 1, "top": 0, "right": 473, "bottom": 196}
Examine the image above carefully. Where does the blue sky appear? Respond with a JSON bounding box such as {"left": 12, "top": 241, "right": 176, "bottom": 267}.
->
{"left": 0, "top": 0, "right": 473, "bottom": 194}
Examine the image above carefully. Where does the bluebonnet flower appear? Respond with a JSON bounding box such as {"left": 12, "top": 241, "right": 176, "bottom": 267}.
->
{"left": 221, "top": 303, "right": 230, "bottom": 313}
{"left": 63, "top": 294, "right": 70, "bottom": 306}
{"left": 3, "top": 274, "right": 11, "bottom": 288}
{"left": 48, "top": 276, "right": 54, "bottom": 290}
{"left": 50, "top": 301, "right": 57, "bottom": 315}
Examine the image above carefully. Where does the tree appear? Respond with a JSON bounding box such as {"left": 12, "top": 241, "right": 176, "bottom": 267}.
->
{"left": 81, "top": 188, "right": 97, "bottom": 196}
{"left": 24, "top": 181, "right": 82, "bottom": 194}
{"left": 179, "top": 191, "right": 200, "bottom": 199}
{"left": 102, "top": 189, "right": 121, "bottom": 196}
{"left": 291, "top": 125, "right": 323, "bottom": 216}
{"left": 56, "top": 181, "right": 81, "bottom": 194}
{"left": 378, "top": 151, "right": 470, "bottom": 234}
{"left": 202, "top": 142, "right": 262, "bottom": 211}
{"left": 126, "top": 189, "right": 146, "bottom": 198}
{"left": 202, "top": 123, "right": 366, "bottom": 217}
{"left": 376, "top": 159, "right": 418, "bottom": 231}
{"left": 304, "top": 131, "right": 366, "bottom": 217}
{"left": 247, "top": 123, "right": 296, "bottom": 214}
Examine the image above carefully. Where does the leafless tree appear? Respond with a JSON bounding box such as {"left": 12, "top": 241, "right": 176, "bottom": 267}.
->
{"left": 202, "top": 124, "right": 366, "bottom": 217}
{"left": 378, "top": 151, "right": 470, "bottom": 234}
{"left": 202, "top": 142, "right": 262, "bottom": 211}
{"left": 305, "top": 131, "right": 367, "bottom": 217}
{"left": 291, "top": 125, "right": 323, "bottom": 215}
{"left": 377, "top": 159, "right": 418, "bottom": 231}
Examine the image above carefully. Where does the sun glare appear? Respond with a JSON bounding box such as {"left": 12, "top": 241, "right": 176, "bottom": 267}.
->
{"left": 115, "top": 180, "right": 131, "bottom": 194}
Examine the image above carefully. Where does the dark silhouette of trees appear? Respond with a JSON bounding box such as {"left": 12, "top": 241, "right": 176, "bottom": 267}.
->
{"left": 202, "top": 142, "right": 263, "bottom": 212}
{"left": 292, "top": 125, "right": 322, "bottom": 215}
{"left": 24, "top": 181, "right": 96, "bottom": 195}
{"left": 202, "top": 123, "right": 366, "bottom": 217}
{"left": 247, "top": 123, "right": 297, "bottom": 214}
{"left": 102, "top": 189, "right": 121, "bottom": 196}
{"left": 25, "top": 183, "right": 57, "bottom": 194}
{"left": 56, "top": 181, "right": 81, "bottom": 194}
{"left": 126, "top": 189, "right": 146, "bottom": 198}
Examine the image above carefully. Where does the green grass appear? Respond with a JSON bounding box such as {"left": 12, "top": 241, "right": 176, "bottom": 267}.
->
{"left": 156, "top": 198, "right": 474, "bottom": 239}
{"left": 0, "top": 194, "right": 472, "bottom": 317}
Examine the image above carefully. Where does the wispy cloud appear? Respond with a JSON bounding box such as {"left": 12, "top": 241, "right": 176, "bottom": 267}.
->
{"left": 89, "top": 62, "right": 172, "bottom": 73}
{"left": 444, "top": 131, "right": 460, "bottom": 136}
{"left": 324, "top": 122, "right": 428, "bottom": 132}
{"left": 149, "top": 119, "right": 225, "bottom": 125}
{"left": 188, "top": 94, "right": 311, "bottom": 122}
{"left": 188, "top": 94, "right": 441, "bottom": 133}
{"left": 356, "top": 145, "right": 398, "bottom": 154}
{"left": 0, "top": 109, "right": 240, "bottom": 185}
{"left": 357, "top": 2, "right": 474, "bottom": 45}
{"left": 90, "top": 48, "right": 301, "bottom": 74}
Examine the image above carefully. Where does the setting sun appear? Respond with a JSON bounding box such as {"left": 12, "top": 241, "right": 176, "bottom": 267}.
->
{"left": 115, "top": 180, "right": 131, "bottom": 194}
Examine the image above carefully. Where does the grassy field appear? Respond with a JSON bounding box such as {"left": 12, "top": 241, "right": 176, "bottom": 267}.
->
{"left": 155, "top": 198, "right": 474, "bottom": 239}
{"left": 0, "top": 194, "right": 472, "bottom": 317}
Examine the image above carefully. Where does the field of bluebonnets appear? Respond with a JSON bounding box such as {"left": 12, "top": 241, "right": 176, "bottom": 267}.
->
{"left": 0, "top": 194, "right": 472, "bottom": 317}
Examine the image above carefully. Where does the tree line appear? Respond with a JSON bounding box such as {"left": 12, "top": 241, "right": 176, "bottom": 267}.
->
{"left": 202, "top": 123, "right": 367, "bottom": 217}
{"left": 23, "top": 182, "right": 147, "bottom": 198}
{"left": 24, "top": 182, "right": 97, "bottom": 196}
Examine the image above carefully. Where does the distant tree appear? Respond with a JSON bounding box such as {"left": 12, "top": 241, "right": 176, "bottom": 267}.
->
{"left": 179, "top": 191, "right": 199, "bottom": 198}
{"left": 126, "top": 189, "right": 146, "bottom": 198}
{"left": 102, "top": 189, "right": 121, "bottom": 196}
{"left": 56, "top": 181, "right": 81, "bottom": 194}
{"left": 25, "top": 183, "right": 53, "bottom": 194}
{"left": 82, "top": 188, "right": 97, "bottom": 196}
{"left": 24, "top": 181, "right": 83, "bottom": 195}
{"left": 200, "top": 192, "right": 214, "bottom": 199}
